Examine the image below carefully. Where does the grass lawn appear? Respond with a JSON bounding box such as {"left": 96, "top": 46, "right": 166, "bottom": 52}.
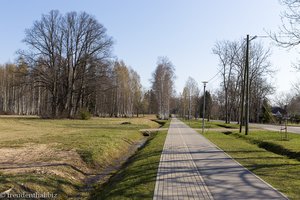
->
{"left": 0, "top": 115, "right": 162, "bottom": 199}
{"left": 201, "top": 131, "right": 300, "bottom": 200}
{"left": 90, "top": 130, "right": 168, "bottom": 200}
{"left": 181, "top": 118, "right": 239, "bottom": 129}
{"left": 209, "top": 129, "right": 300, "bottom": 163}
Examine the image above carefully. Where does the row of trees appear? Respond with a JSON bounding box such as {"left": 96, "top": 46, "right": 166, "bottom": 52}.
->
{"left": 0, "top": 60, "right": 143, "bottom": 117}
{"left": 176, "top": 37, "right": 274, "bottom": 124}
{"left": 0, "top": 57, "right": 178, "bottom": 119}
{"left": 0, "top": 10, "right": 176, "bottom": 119}
{"left": 3, "top": 0, "right": 300, "bottom": 121}
{"left": 0, "top": 32, "right": 275, "bottom": 123}
{"left": 177, "top": 77, "right": 213, "bottom": 121}
{"left": 0, "top": 57, "right": 180, "bottom": 119}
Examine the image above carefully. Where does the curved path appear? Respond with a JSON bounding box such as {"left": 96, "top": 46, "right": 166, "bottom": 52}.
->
{"left": 153, "top": 118, "right": 288, "bottom": 200}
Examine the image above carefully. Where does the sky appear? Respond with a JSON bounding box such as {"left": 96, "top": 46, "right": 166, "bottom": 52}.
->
{"left": 0, "top": 0, "right": 299, "bottom": 97}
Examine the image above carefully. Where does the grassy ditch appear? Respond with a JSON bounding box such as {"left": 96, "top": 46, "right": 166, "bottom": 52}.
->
{"left": 225, "top": 130, "right": 300, "bottom": 161}
{"left": 201, "top": 131, "right": 300, "bottom": 199}
{"left": 150, "top": 119, "right": 170, "bottom": 128}
{"left": 0, "top": 116, "right": 162, "bottom": 199}
{"left": 90, "top": 130, "right": 168, "bottom": 200}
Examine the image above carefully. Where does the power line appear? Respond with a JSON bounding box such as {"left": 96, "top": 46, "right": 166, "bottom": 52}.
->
{"left": 207, "top": 39, "right": 248, "bottom": 85}
{"left": 207, "top": 69, "right": 222, "bottom": 83}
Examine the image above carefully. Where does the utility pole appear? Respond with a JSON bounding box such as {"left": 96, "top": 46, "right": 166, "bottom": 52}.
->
{"left": 245, "top": 35, "right": 250, "bottom": 135}
{"left": 240, "top": 35, "right": 258, "bottom": 135}
{"left": 239, "top": 57, "right": 246, "bottom": 133}
{"left": 202, "top": 81, "right": 208, "bottom": 134}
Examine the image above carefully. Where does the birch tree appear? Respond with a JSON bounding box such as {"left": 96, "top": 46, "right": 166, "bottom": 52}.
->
{"left": 151, "top": 57, "right": 175, "bottom": 119}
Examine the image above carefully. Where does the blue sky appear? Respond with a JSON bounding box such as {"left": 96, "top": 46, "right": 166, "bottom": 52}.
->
{"left": 0, "top": 0, "right": 299, "bottom": 96}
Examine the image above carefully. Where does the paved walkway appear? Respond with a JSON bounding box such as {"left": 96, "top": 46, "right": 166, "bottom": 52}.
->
{"left": 153, "top": 118, "right": 288, "bottom": 200}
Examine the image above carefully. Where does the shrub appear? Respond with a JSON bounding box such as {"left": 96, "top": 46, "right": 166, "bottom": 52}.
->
{"left": 79, "top": 109, "right": 91, "bottom": 120}
{"left": 121, "top": 122, "right": 131, "bottom": 125}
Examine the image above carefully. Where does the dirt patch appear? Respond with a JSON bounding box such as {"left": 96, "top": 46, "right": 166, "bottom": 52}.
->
{"left": 0, "top": 143, "right": 91, "bottom": 182}
{"left": 0, "top": 138, "right": 150, "bottom": 197}
{"left": 0, "top": 137, "right": 147, "bottom": 199}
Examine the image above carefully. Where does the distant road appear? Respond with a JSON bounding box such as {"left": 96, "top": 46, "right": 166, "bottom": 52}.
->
{"left": 251, "top": 123, "right": 300, "bottom": 134}
{"left": 210, "top": 119, "right": 300, "bottom": 134}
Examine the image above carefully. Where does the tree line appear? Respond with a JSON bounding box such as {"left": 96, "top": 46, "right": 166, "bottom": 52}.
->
{"left": 0, "top": 57, "right": 176, "bottom": 119}
{"left": 2, "top": 5, "right": 299, "bottom": 122}
{"left": 212, "top": 39, "right": 274, "bottom": 123}
{"left": 0, "top": 10, "right": 176, "bottom": 119}
{"left": 0, "top": 10, "right": 275, "bottom": 121}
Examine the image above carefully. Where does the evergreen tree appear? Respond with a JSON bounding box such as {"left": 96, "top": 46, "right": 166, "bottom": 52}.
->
{"left": 260, "top": 98, "right": 272, "bottom": 123}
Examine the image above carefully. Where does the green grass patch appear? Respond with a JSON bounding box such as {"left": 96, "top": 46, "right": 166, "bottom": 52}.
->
{"left": 181, "top": 119, "right": 239, "bottom": 129}
{"left": 90, "top": 130, "right": 168, "bottom": 200}
{"left": 76, "top": 149, "right": 95, "bottom": 167}
{"left": 201, "top": 131, "right": 300, "bottom": 199}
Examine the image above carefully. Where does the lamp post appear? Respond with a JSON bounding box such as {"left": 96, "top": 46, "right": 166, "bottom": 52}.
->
{"left": 188, "top": 91, "right": 191, "bottom": 120}
{"left": 202, "top": 81, "right": 208, "bottom": 134}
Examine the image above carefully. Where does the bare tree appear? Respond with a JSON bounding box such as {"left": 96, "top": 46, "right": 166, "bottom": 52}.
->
{"left": 274, "top": 91, "right": 293, "bottom": 108}
{"left": 129, "top": 69, "right": 143, "bottom": 117}
{"left": 183, "top": 77, "right": 199, "bottom": 119}
{"left": 269, "top": 0, "right": 300, "bottom": 76}
{"left": 180, "top": 87, "right": 189, "bottom": 118}
{"left": 213, "top": 39, "right": 274, "bottom": 123}
{"left": 151, "top": 57, "right": 175, "bottom": 119}
{"left": 110, "top": 60, "right": 143, "bottom": 117}
{"left": 287, "top": 95, "right": 300, "bottom": 116}
{"left": 271, "top": 0, "right": 300, "bottom": 48}
{"left": 19, "top": 10, "right": 113, "bottom": 118}
{"left": 213, "top": 40, "right": 240, "bottom": 123}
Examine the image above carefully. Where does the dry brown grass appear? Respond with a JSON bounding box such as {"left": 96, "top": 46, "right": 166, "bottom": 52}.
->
{"left": 0, "top": 115, "right": 160, "bottom": 199}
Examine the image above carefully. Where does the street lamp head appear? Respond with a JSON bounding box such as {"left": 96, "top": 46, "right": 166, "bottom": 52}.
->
{"left": 202, "top": 81, "right": 208, "bottom": 86}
